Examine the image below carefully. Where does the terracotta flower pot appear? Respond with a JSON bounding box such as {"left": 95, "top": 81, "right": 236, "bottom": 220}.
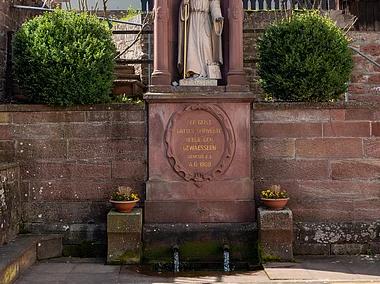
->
{"left": 261, "top": 198, "right": 289, "bottom": 210}
{"left": 109, "top": 199, "right": 139, "bottom": 213}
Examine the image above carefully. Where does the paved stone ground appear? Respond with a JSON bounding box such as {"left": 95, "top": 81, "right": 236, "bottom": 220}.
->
{"left": 13, "top": 255, "right": 380, "bottom": 284}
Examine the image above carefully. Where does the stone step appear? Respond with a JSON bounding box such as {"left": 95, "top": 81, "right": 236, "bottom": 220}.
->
{"left": 112, "top": 79, "right": 145, "bottom": 97}
{"left": 114, "top": 64, "right": 135, "bottom": 75}
{"left": 113, "top": 73, "right": 141, "bottom": 80}
{"left": 0, "top": 234, "right": 63, "bottom": 284}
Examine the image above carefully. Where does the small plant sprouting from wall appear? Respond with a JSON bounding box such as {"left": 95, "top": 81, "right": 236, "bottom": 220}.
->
{"left": 257, "top": 11, "right": 354, "bottom": 102}
{"left": 12, "top": 9, "right": 116, "bottom": 106}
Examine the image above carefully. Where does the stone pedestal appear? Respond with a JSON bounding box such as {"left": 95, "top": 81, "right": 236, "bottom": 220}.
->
{"left": 144, "top": 93, "right": 255, "bottom": 224}
{"left": 142, "top": 92, "right": 256, "bottom": 261}
{"left": 107, "top": 208, "right": 142, "bottom": 264}
{"left": 258, "top": 207, "right": 293, "bottom": 261}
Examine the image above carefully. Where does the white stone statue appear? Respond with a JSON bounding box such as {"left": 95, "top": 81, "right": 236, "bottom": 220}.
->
{"left": 177, "top": 0, "right": 224, "bottom": 80}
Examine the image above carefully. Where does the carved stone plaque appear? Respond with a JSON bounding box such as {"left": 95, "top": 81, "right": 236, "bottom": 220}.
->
{"left": 166, "top": 104, "right": 235, "bottom": 187}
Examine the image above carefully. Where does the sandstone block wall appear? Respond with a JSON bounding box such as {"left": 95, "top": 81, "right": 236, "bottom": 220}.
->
{"left": 253, "top": 102, "right": 380, "bottom": 254}
{"left": 0, "top": 104, "right": 147, "bottom": 247}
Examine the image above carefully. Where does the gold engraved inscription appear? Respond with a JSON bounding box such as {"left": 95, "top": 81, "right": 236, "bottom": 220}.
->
{"left": 176, "top": 119, "right": 222, "bottom": 169}
{"left": 165, "top": 104, "right": 235, "bottom": 187}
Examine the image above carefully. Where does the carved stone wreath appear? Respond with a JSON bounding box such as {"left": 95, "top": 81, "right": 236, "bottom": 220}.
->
{"left": 165, "top": 104, "right": 236, "bottom": 187}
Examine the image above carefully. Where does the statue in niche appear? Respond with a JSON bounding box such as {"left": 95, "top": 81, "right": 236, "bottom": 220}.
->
{"left": 177, "top": 0, "right": 224, "bottom": 80}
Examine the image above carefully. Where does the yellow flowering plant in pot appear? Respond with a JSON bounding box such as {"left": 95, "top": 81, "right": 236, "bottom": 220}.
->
{"left": 109, "top": 186, "right": 139, "bottom": 213}
{"left": 260, "top": 184, "right": 289, "bottom": 210}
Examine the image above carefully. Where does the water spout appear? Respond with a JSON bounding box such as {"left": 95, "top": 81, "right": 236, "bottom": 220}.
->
{"left": 223, "top": 245, "right": 230, "bottom": 272}
{"left": 172, "top": 245, "right": 179, "bottom": 273}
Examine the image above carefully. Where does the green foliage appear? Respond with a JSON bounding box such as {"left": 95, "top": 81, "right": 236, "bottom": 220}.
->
{"left": 113, "top": 94, "right": 143, "bottom": 103}
{"left": 13, "top": 10, "right": 116, "bottom": 106}
{"left": 257, "top": 11, "right": 354, "bottom": 102}
{"left": 119, "top": 5, "right": 141, "bottom": 21}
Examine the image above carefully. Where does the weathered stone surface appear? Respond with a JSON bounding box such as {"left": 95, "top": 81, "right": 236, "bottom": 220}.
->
{"left": 107, "top": 208, "right": 143, "bottom": 233}
{"left": 107, "top": 208, "right": 143, "bottom": 264}
{"left": 323, "top": 122, "right": 371, "bottom": 137}
{"left": 296, "top": 138, "right": 363, "bottom": 158}
{"left": 331, "top": 244, "right": 369, "bottom": 255}
{"left": 254, "top": 159, "right": 329, "bottom": 180}
{"left": 145, "top": 200, "right": 255, "bottom": 223}
{"left": 36, "top": 235, "right": 63, "bottom": 260}
{"left": 293, "top": 243, "right": 330, "bottom": 255}
{"left": 331, "top": 160, "right": 380, "bottom": 179}
{"left": 258, "top": 207, "right": 293, "bottom": 261}
{"left": 143, "top": 222, "right": 258, "bottom": 262}
{"left": 254, "top": 122, "right": 322, "bottom": 138}
{"left": 294, "top": 221, "right": 380, "bottom": 245}
{"left": 0, "top": 163, "right": 20, "bottom": 246}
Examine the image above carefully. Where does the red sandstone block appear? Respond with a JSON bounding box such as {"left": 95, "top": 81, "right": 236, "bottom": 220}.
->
{"left": 352, "top": 63, "right": 374, "bottom": 73}
{"left": 0, "top": 125, "right": 11, "bottom": 140}
{"left": 362, "top": 43, "right": 380, "bottom": 56}
{"left": 12, "top": 124, "right": 64, "bottom": 139}
{"left": 329, "top": 109, "right": 345, "bottom": 121}
{"left": 86, "top": 111, "right": 145, "bottom": 122}
{"left": 323, "top": 122, "right": 370, "bottom": 137}
{"left": 29, "top": 181, "right": 144, "bottom": 201}
{"left": 68, "top": 123, "right": 145, "bottom": 139}
{"left": 350, "top": 74, "right": 368, "bottom": 83}
{"left": 29, "top": 181, "right": 109, "bottom": 201}
{"left": 146, "top": 180, "right": 254, "bottom": 201}
{"left": 375, "top": 59, "right": 380, "bottom": 72}
{"left": 111, "top": 159, "right": 146, "bottom": 180}
{"left": 12, "top": 112, "right": 85, "bottom": 123}
{"left": 144, "top": 201, "right": 201, "bottom": 223}
{"left": 353, "top": 55, "right": 368, "bottom": 64}
{"left": 199, "top": 200, "right": 255, "bottom": 222}
{"left": 20, "top": 182, "right": 30, "bottom": 202}
{"left": 345, "top": 109, "right": 375, "bottom": 121}
{"left": 15, "top": 139, "right": 66, "bottom": 160}
{"left": 68, "top": 138, "right": 145, "bottom": 160}
{"left": 368, "top": 74, "right": 380, "bottom": 84}
{"left": 291, "top": 201, "right": 354, "bottom": 222}
{"left": 253, "top": 109, "right": 330, "bottom": 122}
{"left": 354, "top": 200, "right": 380, "bottom": 220}
{"left": 22, "top": 200, "right": 109, "bottom": 223}
{"left": 299, "top": 180, "right": 380, "bottom": 202}
{"left": 21, "top": 161, "right": 112, "bottom": 181}
{"left": 356, "top": 95, "right": 380, "bottom": 102}
{"left": 347, "top": 84, "right": 366, "bottom": 95}
{"left": 331, "top": 160, "right": 380, "bottom": 179}
{"left": 372, "top": 122, "right": 380, "bottom": 136}
{"left": 364, "top": 138, "right": 380, "bottom": 158}
{"left": 253, "top": 159, "right": 329, "bottom": 180}
{"left": 254, "top": 139, "right": 295, "bottom": 158}
{"left": 254, "top": 122, "right": 322, "bottom": 138}
{"left": 0, "top": 140, "right": 14, "bottom": 151}
{"left": 0, "top": 112, "right": 10, "bottom": 123}
{"left": 296, "top": 138, "right": 363, "bottom": 158}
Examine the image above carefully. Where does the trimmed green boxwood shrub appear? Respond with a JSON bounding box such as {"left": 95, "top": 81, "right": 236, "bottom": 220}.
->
{"left": 13, "top": 10, "right": 116, "bottom": 106}
{"left": 257, "top": 12, "right": 354, "bottom": 102}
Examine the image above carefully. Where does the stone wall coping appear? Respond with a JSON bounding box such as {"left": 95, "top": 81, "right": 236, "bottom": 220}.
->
{"left": 0, "top": 103, "right": 145, "bottom": 112}
{"left": 253, "top": 101, "right": 380, "bottom": 110}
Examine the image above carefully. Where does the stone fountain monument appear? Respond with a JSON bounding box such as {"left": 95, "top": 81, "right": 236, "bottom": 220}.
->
{"left": 143, "top": 0, "right": 256, "bottom": 263}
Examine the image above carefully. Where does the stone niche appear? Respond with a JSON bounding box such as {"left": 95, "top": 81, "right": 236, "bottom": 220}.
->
{"left": 144, "top": 94, "right": 254, "bottom": 224}
{"left": 151, "top": 0, "right": 247, "bottom": 87}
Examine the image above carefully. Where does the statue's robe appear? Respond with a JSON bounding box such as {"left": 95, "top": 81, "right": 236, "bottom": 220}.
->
{"left": 177, "top": 0, "right": 223, "bottom": 78}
